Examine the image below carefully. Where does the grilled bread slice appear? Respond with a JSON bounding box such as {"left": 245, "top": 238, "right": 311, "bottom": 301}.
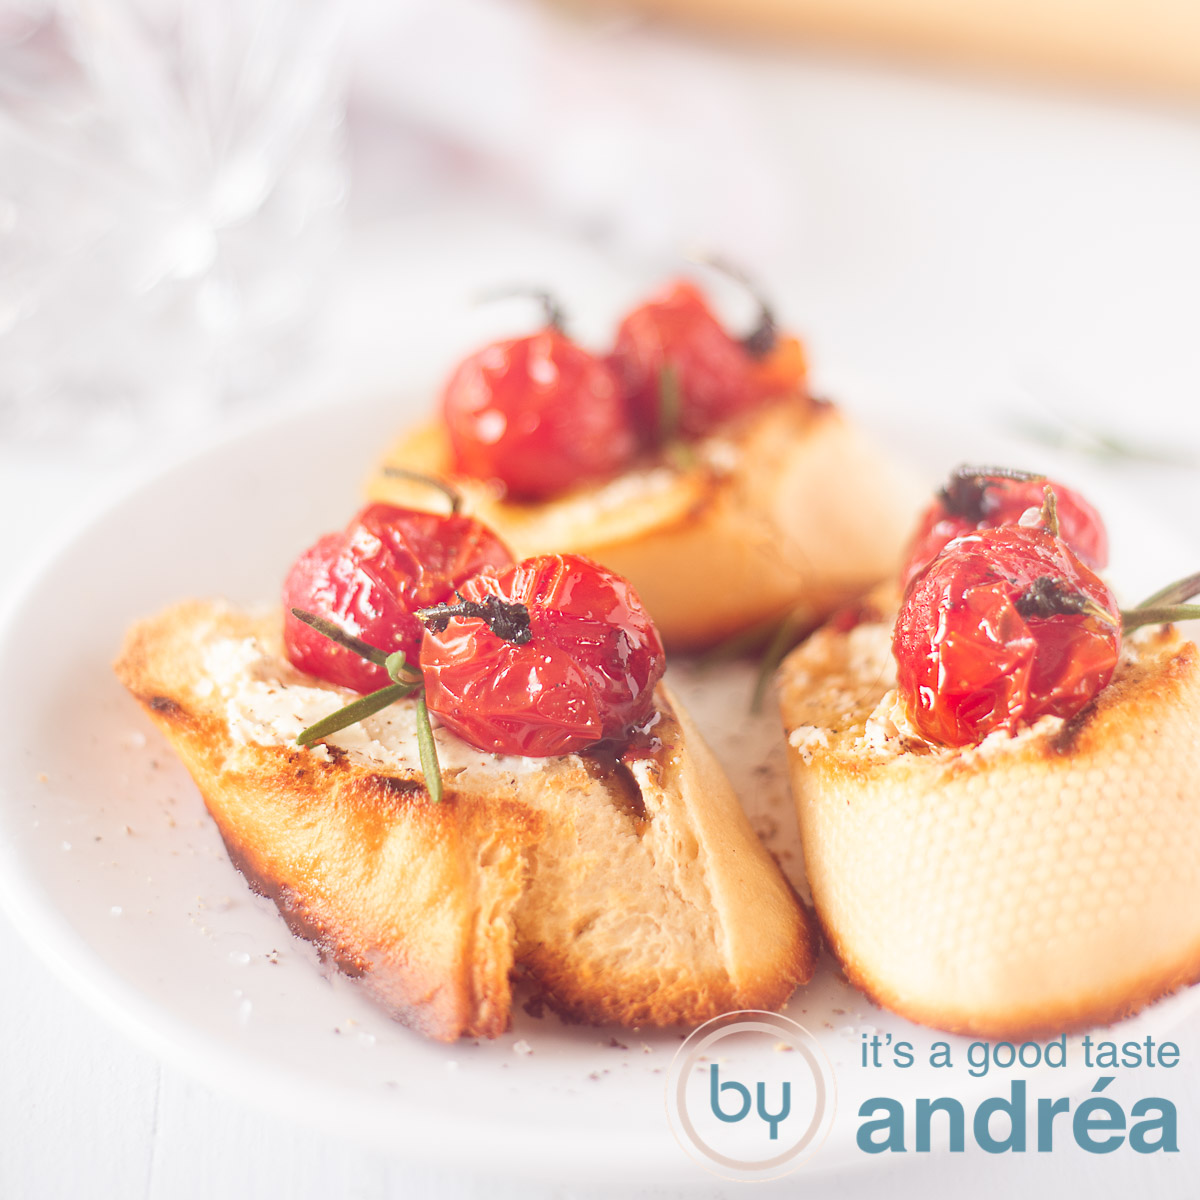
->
{"left": 115, "top": 600, "right": 817, "bottom": 1041}
{"left": 778, "top": 609, "right": 1200, "bottom": 1038}
{"left": 368, "top": 398, "right": 919, "bottom": 651}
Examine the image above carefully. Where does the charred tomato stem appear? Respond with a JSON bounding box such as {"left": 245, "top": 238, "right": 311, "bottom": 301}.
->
{"left": 475, "top": 286, "right": 566, "bottom": 333}
{"left": 690, "top": 254, "right": 777, "bottom": 358}
{"left": 379, "top": 467, "right": 464, "bottom": 514}
{"left": 938, "top": 465, "right": 1046, "bottom": 521}
{"left": 741, "top": 306, "right": 778, "bottom": 359}
{"left": 417, "top": 594, "right": 533, "bottom": 644}
{"left": 1014, "top": 576, "right": 1118, "bottom": 626}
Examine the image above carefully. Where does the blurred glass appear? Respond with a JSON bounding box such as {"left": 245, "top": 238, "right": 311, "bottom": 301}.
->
{"left": 0, "top": 0, "right": 346, "bottom": 444}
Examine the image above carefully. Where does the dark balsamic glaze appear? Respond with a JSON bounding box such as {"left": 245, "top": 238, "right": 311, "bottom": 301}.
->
{"left": 578, "top": 710, "right": 672, "bottom": 833}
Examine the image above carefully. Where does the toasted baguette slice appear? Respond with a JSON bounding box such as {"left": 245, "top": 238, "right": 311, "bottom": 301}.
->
{"left": 115, "top": 601, "right": 817, "bottom": 1041}
{"left": 367, "top": 398, "right": 919, "bottom": 651}
{"left": 778, "top": 610, "right": 1200, "bottom": 1038}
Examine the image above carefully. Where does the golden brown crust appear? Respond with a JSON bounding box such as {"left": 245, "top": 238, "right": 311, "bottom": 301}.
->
{"left": 367, "top": 399, "right": 920, "bottom": 650}
{"left": 118, "top": 603, "right": 527, "bottom": 1039}
{"left": 779, "top": 616, "right": 1200, "bottom": 1038}
{"left": 832, "top": 923, "right": 1200, "bottom": 1042}
{"left": 116, "top": 601, "right": 817, "bottom": 1040}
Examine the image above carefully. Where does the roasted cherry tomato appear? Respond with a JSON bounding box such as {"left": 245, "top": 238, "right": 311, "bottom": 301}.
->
{"left": 893, "top": 525, "right": 1120, "bottom": 747}
{"left": 609, "top": 278, "right": 805, "bottom": 444}
{"left": 901, "top": 468, "right": 1108, "bottom": 589}
{"left": 419, "top": 554, "right": 666, "bottom": 757}
{"left": 441, "top": 325, "right": 636, "bottom": 502}
{"left": 283, "top": 504, "right": 514, "bottom": 694}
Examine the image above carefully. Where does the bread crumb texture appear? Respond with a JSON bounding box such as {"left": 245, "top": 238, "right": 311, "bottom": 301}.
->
{"left": 115, "top": 600, "right": 817, "bottom": 1041}
{"left": 779, "top": 614, "right": 1200, "bottom": 1038}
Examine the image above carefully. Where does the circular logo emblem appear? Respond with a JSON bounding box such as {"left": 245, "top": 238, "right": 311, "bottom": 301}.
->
{"left": 665, "top": 1011, "right": 836, "bottom": 1181}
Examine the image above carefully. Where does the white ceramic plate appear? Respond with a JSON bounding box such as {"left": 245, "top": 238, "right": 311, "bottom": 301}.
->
{"left": 0, "top": 388, "right": 1196, "bottom": 1183}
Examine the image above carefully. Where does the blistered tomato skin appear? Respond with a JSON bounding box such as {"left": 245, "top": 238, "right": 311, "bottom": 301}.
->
{"left": 901, "top": 472, "right": 1108, "bottom": 589}
{"left": 420, "top": 554, "right": 667, "bottom": 757}
{"left": 610, "top": 279, "right": 805, "bottom": 444}
{"left": 893, "top": 526, "right": 1121, "bottom": 747}
{"left": 283, "top": 504, "right": 515, "bottom": 694}
{"left": 441, "top": 328, "right": 636, "bottom": 502}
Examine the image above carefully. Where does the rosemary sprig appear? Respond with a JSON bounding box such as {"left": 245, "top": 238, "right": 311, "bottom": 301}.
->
{"left": 691, "top": 607, "right": 811, "bottom": 707}
{"left": 658, "top": 362, "right": 681, "bottom": 443}
{"left": 1133, "top": 571, "right": 1200, "bottom": 610}
{"left": 384, "top": 649, "right": 421, "bottom": 684}
{"left": 290, "top": 611, "right": 444, "bottom": 803}
{"left": 290, "top": 609, "right": 389, "bottom": 667}
{"left": 658, "top": 363, "right": 696, "bottom": 470}
{"left": 296, "top": 682, "right": 416, "bottom": 747}
{"left": 694, "top": 612, "right": 788, "bottom": 671}
{"left": 1121, "top": 604, "right": 1200, "bottom": 632}
{"left": 1113, "top": 570, "right": 1200, "bottom": 631}
{"left": 1011, "top": 415, "right": 1196, "bottom": 468}
{"left": 414, "top": 692, "right": 443, "bottom": 804}
{"left": 750, "top": 609, "right": 807, "bottom": 714}
{"left": 295, "top": 642, "right": 422, "bottom": 746}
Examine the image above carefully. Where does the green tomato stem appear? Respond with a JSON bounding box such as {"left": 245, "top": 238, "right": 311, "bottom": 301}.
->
{"left": 1040, "top": 485, "right": 1060, "bottom": 539}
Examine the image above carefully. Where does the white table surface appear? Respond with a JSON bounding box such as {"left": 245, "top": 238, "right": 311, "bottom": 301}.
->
{"left": 3, "top": 34, "right": 1200, "bottom": 1198}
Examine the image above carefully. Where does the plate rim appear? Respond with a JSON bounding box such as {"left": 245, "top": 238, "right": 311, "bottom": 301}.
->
{"left": 0, "top": 396, "right": 849, "bottom": 1182}
{"left": 3, "top": 390, "right": 1198, "bottom": 1182}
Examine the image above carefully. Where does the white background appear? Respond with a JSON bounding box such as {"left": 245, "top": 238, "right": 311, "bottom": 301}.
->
{"left": 3, "top": 6, "right": 1200, "bottom": 1196}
